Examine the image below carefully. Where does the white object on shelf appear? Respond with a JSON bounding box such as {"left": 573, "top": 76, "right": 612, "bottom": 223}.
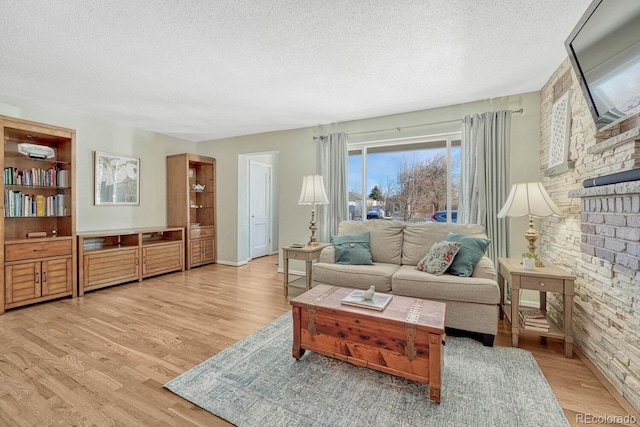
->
{"left": 18, "top": 143, "right": 55, "bottom": 159}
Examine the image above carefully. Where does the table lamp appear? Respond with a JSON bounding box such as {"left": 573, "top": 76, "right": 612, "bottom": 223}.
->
{"left": 497, "top": 182, "right": 562, "bottom": 267}
{"left": 298, "top": 175, "right": 329, "bottom": 246}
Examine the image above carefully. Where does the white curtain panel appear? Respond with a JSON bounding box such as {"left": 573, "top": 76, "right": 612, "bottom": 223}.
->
{"left": 317, "top": 132, "right": 349, "bottom": 243}
{"left": 460, "top": 111, "right": 511, "bottom": 264}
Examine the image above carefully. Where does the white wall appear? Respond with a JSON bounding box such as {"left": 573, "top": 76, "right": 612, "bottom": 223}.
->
{"left": 0, "top": 95, "right": 194, "bottom": 232}
{"left": 196, "top": 92, "right": 542, "bottom": 267}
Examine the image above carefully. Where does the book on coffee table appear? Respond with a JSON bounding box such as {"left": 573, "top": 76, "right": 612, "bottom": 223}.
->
{"left": 341, "top": 289, "right": 393, "bottom": 311}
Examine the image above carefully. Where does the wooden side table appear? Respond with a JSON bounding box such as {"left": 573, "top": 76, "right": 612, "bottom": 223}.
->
{"left": 497, "top": 257, "right": 575, "bottom": 358}
{"left": 282, "top": 243, "right": 329, "bottom": 297}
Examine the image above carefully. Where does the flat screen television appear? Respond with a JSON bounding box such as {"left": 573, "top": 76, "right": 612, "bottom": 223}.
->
{"left": 565, "top": 0, "right": 640, "bottom": 129}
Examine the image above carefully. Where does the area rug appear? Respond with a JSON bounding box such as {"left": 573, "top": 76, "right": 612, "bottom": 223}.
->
{"left": 165, "top": 313, "right": 568, "bottom": 427}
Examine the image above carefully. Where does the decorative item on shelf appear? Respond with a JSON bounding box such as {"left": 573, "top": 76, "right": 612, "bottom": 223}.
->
{"left": 17, "top": 143, "right": 55, "bottom": 159}
{"left": 190, "top": 200, "right": 198, "bottom": 208}
{"left": 298, "top": 175, "right": 329, "bottom": 246}
{"left": 192, "top": 184, "right": 205, "bottom": 191}
{"left": 522, "top": 252, "right": 537, "bottom": 270}
{"left": 26, "top": 231, "right": 47, "bottom": 238}
{"left": 497, "top": 182, "right": 562, "bottom": 267}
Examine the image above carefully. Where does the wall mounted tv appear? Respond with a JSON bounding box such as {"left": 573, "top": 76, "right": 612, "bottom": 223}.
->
{"left": 565, "top": 0, "right": 640, "bottom": 130}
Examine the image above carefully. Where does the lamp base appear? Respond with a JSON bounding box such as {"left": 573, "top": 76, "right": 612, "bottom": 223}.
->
{"left": 307, "top": 207, "right": 319, "bottom": 246}
{"left": 524, "top": 214, "right": 544, "bottom": 267}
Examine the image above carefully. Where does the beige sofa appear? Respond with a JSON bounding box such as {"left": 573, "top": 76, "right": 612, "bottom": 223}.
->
{"left": 312, "top": 220, "right": 500, "bottom": 346}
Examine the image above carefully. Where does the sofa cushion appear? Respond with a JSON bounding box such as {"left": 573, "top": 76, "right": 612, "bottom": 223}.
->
{"left": 416, "top": 241, "right": 463, "bottom": 275}
{"left": 402, "top": 222, "right": 486, "bottom": 266}
{"left": 331, "top": 232, "right": 373, "bottom": 265}
{"left": 470, "top": 257, "right": 497, "bottom": 280}
{"left": 392, "top": 265, "right": 500, "bottom": 305}
{"left": 313, "top": 262, "right": 398, "bottom": 293}
{"left": 445, "top": 232, "right": 491, "bottom": 277}
{"left": 318, "top": 244, "right": 336, "bottom": 264}
{"left": 338, "top": 220, "right": 404, "bottom": 265}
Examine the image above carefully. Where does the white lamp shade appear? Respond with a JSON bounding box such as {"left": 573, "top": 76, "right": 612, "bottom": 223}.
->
{"left": 497, "top": 182, "right": 562, "bottom": 218}
{"left": 298, "top": 175, "right": 329, "bottom": 205}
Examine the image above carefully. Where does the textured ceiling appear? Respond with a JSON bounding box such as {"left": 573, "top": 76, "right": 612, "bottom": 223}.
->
{"left": 0, "top": 0, "right": 592, "bottom": 142}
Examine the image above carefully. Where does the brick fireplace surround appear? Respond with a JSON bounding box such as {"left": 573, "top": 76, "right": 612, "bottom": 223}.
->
{"left": 539, "top": 60, "right": 640, "bottom": 412}
{"left": 570, "top": 181, "right": 640, "bottom": 268}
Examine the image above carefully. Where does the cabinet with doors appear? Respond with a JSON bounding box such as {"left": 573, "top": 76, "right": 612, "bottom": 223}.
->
{"left": 1, "top": 116, "right": 76, "bottom": 314}
{"left": 167, "top": 154, "right": 216, "bottom": 269}
{"left": 77, "top": 227, "right": 184, "bottom": 295}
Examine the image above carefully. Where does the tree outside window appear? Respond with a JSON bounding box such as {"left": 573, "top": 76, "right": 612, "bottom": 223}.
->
{"left": 348, "top": 136, "right": 460, "bottom": 222}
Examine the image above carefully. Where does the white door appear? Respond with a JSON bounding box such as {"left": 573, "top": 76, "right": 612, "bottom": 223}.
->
{"left": 250, "top": 161, "right": 272, "bottom": 259}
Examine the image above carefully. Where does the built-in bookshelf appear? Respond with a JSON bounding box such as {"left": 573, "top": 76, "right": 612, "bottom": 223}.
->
{"left": 1, "top": 115, "right": 76, "bottom": 314}
{"left": 167, "top": 154, "right": 216, "bottom": 269}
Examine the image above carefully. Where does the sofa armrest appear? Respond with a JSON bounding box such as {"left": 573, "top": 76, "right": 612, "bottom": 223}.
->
{"left": 471, "top": 256, "right": 497, "bottom": 280}
{"left": 318, "top": 245, "right": 336, "bottom": 264}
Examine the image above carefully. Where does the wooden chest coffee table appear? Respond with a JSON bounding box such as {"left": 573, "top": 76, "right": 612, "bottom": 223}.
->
{"left": 290, "top": 284, "right": 446, "bottom": 403}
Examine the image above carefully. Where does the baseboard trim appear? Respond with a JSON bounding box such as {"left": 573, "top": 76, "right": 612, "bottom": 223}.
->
{"left": 216, "top": 260, "right": 248, "bottom": 267}
{"left": 573, "top": 344, "right": 640, "bottom": 419}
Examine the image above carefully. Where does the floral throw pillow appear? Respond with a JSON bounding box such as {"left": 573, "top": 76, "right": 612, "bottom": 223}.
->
{"left": 416, "top": 241, "right": 463, "bottom": 275}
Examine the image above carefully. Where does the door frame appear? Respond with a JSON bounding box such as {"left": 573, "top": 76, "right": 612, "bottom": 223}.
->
{"left": 237, "top": 152, "right": 279, "bottom": 264}
{"left": 249, "top": 160, "right": 272, "bottom": 259}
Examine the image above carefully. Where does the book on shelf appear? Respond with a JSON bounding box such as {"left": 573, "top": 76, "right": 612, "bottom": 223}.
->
{"left": 518, "top": 308, "right": 550, "bottom": 331}
{"left": 341, "top": 289, "right": 392, "bottom": 311}
{"left": 3, "top": 190, "right": 67, "bottom": 217}
{"left": 36, "top": 194, "right": 45, "bottom": 216}
{"left": 521, "top": 318, "right": 549, "bottom": 327}
{"left": 519, "top": 308, "right": 546, "bottom": 319}
{"left": 519, "top": 322, "right": 550, "bottom": 332}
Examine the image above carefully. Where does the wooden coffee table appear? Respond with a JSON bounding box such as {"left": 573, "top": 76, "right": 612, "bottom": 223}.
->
{"left": 290, "top": 284, "right": 446, "bottom": 403}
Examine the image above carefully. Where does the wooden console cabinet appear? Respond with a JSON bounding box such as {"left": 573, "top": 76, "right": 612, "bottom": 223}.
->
{"left": 1, "top": 116, "right": 76, "bottom": 314}
{"left": 77, "top": 227, "right": 184, "bottom": 295}
{"left": 167, "top": 154, "right": 216, "bottom": 269}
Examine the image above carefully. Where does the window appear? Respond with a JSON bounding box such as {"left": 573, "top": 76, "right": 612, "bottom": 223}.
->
{"left": 348, "top": 134, "right": 461, "bottom": 223}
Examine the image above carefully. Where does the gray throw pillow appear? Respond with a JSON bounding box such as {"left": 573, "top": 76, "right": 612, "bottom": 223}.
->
{"left": 445, "top": 231, "right": 491, "bottom": 277}
{"left": 331, "top": 232, "right": 374, "bottom": 265}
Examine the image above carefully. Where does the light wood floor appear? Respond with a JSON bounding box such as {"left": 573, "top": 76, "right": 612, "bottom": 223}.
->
{"left": 0, "top": 255, "right": 637, "bottom": 426}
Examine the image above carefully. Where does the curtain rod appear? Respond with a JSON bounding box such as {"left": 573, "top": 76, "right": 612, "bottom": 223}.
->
{"left": 313, "top": 108, "right": 524, "bottom": 140}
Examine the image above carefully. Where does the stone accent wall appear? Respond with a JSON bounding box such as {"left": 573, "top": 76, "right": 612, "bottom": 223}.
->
{"left": 540, "top": 59, "right": 640, "bottom": 411}
{"left": 574, "top": 182, "right": 640, "bottom": 266}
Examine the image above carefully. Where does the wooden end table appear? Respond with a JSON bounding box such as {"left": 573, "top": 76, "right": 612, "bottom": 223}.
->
{"left": 290, "top": 284, "right": 446, "bottom": 403}
{"left": 282, "top": 243, "right": 329, "bottom": 297}
{"left": 497, "top": 257, "right": 575, "bottom": 358}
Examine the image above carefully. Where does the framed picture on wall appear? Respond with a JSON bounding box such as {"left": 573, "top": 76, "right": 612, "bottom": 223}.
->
{"left": 94, "top": 151, "right": 140, "bottom": 205}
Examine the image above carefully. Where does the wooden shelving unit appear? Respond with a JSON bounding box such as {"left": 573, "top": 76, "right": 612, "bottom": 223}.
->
{"left": 1, "top": 116, "right": 76, "bottom": 314}
{"left": 167, "top": 154, "right": 216, "bottom": 269}
{"left": 497, "top": 257, "right": 575, "bottom": 358}
{"left": 77, "top": 227, "right": 184, "bottom": 295}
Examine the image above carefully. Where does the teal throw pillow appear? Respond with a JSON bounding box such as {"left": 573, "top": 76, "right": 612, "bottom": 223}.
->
{"left": 445, "top": 232, "right": 491, "bottom": 277}
{"left": 416, "top": 241, "right": 463, "bottom": 275}
{"left": 331, "top": 232, "right": 373, "bottom": 265}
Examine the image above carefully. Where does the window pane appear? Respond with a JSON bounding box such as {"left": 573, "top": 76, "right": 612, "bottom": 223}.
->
{"left": 348, "top": 137, "right": 460, "bottom": 223}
